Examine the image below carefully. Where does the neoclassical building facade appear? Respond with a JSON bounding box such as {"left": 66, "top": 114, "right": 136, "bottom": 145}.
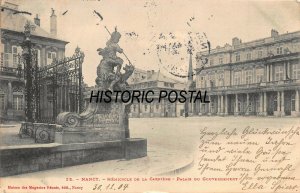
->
{"left": 0, "top": 2, "right": 68, "bottom": 121}
{"left": 128, "top": 69, "right": 186, "bottom": 118}
{"left": 193, "top": 29, "right": 300, "bottom": 117}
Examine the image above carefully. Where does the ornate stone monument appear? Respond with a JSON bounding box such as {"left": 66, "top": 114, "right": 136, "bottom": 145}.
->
{"left": 55, "top": 27, "right": 146, "bottom": 159}
{"left": 6, "top": 28, "right": 147, "bottom": 177}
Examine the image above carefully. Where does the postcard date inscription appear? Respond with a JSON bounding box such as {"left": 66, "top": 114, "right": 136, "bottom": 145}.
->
{"left": 197, "top": 126, "right": 300, "bottom": 192}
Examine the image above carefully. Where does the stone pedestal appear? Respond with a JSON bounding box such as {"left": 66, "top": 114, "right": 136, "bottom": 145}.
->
{"left": 274, "top": 111, "right": 281, "bottom": 117}
{"left": 0, "top": 138, "right": 147, "bottom": 177}
{"left": 55, "top": 98, "right": 147, "bottom": 162}
{"left": 19, "top": 122, "right": 61, "bottom": 143}
{"left": 57, "top": 101, "right": 130, "bottom": 139}
{"left": 291, "top": 111, "right": 300, "bottom": 117}
{"left": 259, "top": 112, "right": 267, "bottom": 116}
{"left": 124, "top": 138, "right": 147, "bottom": 159}
{"left": 274, "top": 111, "right": 286, "bottom": 117}
{"left": 55, "top": 128, "right": 124, "bottom": 144}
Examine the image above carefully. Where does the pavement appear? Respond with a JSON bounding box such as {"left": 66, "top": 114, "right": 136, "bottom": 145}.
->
{"left": 1, "top": 116, "right": 300, "bottom": 178}
{"left": 0, "top": 118, "right": 196, "bottom": 177}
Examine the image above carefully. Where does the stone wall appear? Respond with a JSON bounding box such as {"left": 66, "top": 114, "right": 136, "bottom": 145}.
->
{"left": 0, "top": 138, "right": 147, "bottom": 177}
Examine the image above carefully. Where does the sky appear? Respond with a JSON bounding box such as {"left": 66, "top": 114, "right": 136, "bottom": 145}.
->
{"left": 3, "top": 0, "right": 300, "bottom": 86}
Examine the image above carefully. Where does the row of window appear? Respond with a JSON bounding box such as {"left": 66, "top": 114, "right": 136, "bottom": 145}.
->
{"left": 209, "top": 102, "right": 255, "bottom": 112}
{"left": 209, "top": 93, "right": 298, "bottom": 112}
{"left": 233, "top": 69, "right": 264, "bottom": 85}
{"left": 209, "top": 47, "right": 286, "bottom": 66}
{"left": 1, "top": 44, "right": 57, "bottom": 68}
{"left": 131, "top": 103, "right": 173, "bottom": 112}
{"left": 164, "top": 82, "right": 175, "bottom": 88}
{"left": 199, "top": 63, "right": 300, "bottom": 87}
{"left": 131, "top": 82, "right": 175, "bottom": 89}
{"left": 0, "top": 94, "right": 23, "bottom": 110}
{"left": 131, "top": 81, "right": 157, "bottom": 89}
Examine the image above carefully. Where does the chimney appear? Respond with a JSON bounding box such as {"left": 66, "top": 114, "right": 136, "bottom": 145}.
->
{"left": 50, "top": 8, "right": 57, "bottom": 36}
{"left": 34, "top": 14, "right": 40, "bottom": 26}
{"left": 232, "top": 37, "right": 242, "bottom": 46}
{"left": 271, "top": 29, "right": 279, "bottom": 37}
{"left": 146, "top": 70, "right": 152, "bottom": 79}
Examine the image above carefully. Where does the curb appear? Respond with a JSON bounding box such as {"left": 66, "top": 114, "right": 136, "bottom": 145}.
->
{"left": 0, "top": 125, "right": 17, "bottom": 128}
{"left": 156, "top": 159, "right": 194, "bottom": 176}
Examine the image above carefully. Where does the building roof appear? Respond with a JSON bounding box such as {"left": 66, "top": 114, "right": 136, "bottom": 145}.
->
{"left": 198, "top": 30, "right": 300, "bottom": 56}
{"left": 1, "top": 3, "right": 68, "bottom": 43}
{"left": 135, "top": 69, "right": 183, "bottom": 84}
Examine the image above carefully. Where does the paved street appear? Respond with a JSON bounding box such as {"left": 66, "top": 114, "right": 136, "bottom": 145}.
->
{"left": 1, "top": 116, "right": 299, "bottom": 178}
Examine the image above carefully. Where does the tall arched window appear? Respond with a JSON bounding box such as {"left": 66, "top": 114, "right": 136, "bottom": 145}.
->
{"left": 274, "top": 95, "right": 278, "bottom": 111}
{"left": 0, "top": 92, "right": 5, "bottom": 110}
{"left": 12, "top": 45, "right": 22, "bottom": 68}
{"left": 292, "top": 63, "right": 300, "bottom": 79}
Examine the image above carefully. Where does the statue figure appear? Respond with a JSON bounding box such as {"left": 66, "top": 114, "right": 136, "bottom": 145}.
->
{"left": 57, "top": 28, "right": 135, "bottom": 130}
{"left": 96, "top": 27, "right": 134, "bottom": 91}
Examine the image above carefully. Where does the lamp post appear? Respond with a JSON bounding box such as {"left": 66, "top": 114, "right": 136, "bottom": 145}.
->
{"left": 21, "top": 21, "right": 36, "bottom": 122}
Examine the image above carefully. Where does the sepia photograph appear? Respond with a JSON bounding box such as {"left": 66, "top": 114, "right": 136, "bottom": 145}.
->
{"left": 0, "top": 0, "right": 300, "bottom": 192}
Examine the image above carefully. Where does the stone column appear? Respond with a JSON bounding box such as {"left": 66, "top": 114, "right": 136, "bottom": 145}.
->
{"left": 175, "top": 101, "right": 178, "bottom": 117}
{"left": 224, "top": 95, "right": 228, "bottom": 115}
{"left": 283, "top": 62, "right": 286, "bottom": 80}
{"left": 259, "top": 93, "right": 263, "bottom": 115}
{"left": 208, "top": 95, "right": 211, "bottom": 116}
{"left": 161, "top": 99, "right": 165, "bottom": 117}
{"left": 267, "top": 64, "right": 270, "bottom": 82}
{"left": 278, "top": 91, "right": 281, "bottom": 112}
{"left": 245, "top": 93, "right": 249, "bottom": 115}
{"left": 253, "top": 67, "right": 256, "bottom": 83}
{"left": 219, "top": 95, "right": 224, "bottom": 115}
{"left": 189, "top": 100, "right": 193, "bottom": 115}
{"left": 281, "top": 91, "right": 285, "bottom": 116}
{"left": 235, "top": 94, "right": 239, "bottom": 116}
{"left": 7, "top": 81, "right": 12, "bottom": 109}
{"left": 220, "top": 95, "right": 224, "bottom": 116}
{"left": 198, "top": 100, "right": 202, "bottom": 116}
{"left": 270, "top": 64, "right": 273, "bottom": 81}
{"left": 296, "top": 90, "right": 299, "bottom": 112}
{"left": 217, "top": 95, "right": 221, "bottom": 115}
{"left": 287, "top": 61, "right": 290, "bottom": 79}
{"left": 150, "top": 101, "right": 153, "bottom": 117}
{"left": 138, "top": 102, "right": 141, "bottom": 118}
{"left": 263, "top": 92, "right": 267, "bottom": 116}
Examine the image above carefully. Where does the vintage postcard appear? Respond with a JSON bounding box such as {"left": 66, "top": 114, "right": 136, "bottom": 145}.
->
{"left": 0, "top": 0, "right": 300, "bottom": 192}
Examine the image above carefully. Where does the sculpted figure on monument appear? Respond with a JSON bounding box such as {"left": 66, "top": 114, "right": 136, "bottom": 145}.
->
{"left": 96, "top": 27, "right": 134, "bottom": 91}
{"left": 57, "top": 27, "right": 135, "bottom": 128}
